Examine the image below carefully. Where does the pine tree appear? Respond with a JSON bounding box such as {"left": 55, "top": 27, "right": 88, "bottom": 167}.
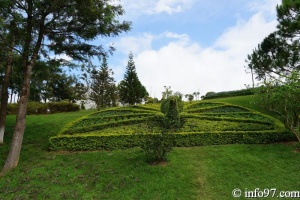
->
{"left": 119, "top": 52, "right": 148, "bottom": 105}
{"left": 90, "top": 57, "right": 117, "bottom": 110}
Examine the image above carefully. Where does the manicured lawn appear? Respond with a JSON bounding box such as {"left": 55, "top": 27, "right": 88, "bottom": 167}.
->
{"left": 0, "top": 109, "right": 300, "bottom": 199}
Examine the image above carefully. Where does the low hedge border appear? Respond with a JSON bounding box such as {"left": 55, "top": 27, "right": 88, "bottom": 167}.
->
{"left": 49, "top": 129, "right": 295, "bottom": 151}
{"left": 8, "top": 102, "right": 80, "bottom": 115}
{"left": 60, "top": 117, "right": 151, "bottom": 135}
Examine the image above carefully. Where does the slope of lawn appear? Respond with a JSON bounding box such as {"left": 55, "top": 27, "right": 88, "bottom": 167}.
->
{"left": 0, "top": 109, "right": 300, "bottom": 199}
{"left": 49, "top": 100, "right": 293, "bottom": 151}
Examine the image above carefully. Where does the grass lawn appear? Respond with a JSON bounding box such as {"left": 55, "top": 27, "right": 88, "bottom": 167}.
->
{"left": 0, "top": 108, "right": 300, "bottom": 199}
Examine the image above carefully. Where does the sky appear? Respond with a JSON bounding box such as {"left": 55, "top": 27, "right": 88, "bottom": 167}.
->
{"left": 96, "top": 0, "right": 282, "bottom": 99}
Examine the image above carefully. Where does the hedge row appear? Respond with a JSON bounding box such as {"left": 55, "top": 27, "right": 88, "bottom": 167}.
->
{"left": 186, "top": 105, "right": 249, "bottom": 114}
{"left": 49, "top": 129, "right": 295, "bottom": 151}
{"left": 60, "top": 117, "right": 150, "bottom": 135}
{"left": 203, "top": 88, "right": 256, "bottom": 99}
{"left": 69, "top": 113, "right": 154, "bottom": 129}
{"left": 7, "top": 102, "right": 80, "bottom": 115}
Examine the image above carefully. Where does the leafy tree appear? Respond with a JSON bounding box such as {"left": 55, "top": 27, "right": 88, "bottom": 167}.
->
{"left": 256, "top": 71, "right": 300, "bottom": 141}
{"left": 90, "top": 57, "right": 117, "bottom": 109}
{"left": 0, "top": 0, "right": 131, "bottom": 174}
{"left": 173, "top": 91, "right": 183, "bottom": 100}
{"left": 245, "top": 0, "right": 300, "bottom": 143}
{"left": 47, "top": 73, "right": 86, "bottom": 102}
{"left": 0, "top": 3, "right": 22, "bottom": 144}
{"left": 161, "top": 86, "right": 173, "bottom": 100}
{"left": 185, "top": 94, "right": 194, "bottom": 102}
{"left": 118, "top": 52, "right": 148, "bottom": 105}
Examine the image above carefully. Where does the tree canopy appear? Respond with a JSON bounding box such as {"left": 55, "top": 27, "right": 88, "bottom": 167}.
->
{"left": 0, "top": 0, "right": 131, "bottom": 174}
{"left": 90, "top": 56, "right": 117, "bottom": 109}
{"left": 118, "top": 52, "right": 148, "bottom": 105}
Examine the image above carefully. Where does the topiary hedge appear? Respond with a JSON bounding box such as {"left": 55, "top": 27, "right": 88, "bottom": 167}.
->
{"left": 202, "top": 88, "right": 256, "bottom": 99}
{"left": 49, "top": 129, "right": 294, "bottom": 151}
{"left": 49, "top": 101, "right": 295, "bottom": 151}
{"left": 7, "top": 101, "right": 80, "bottom": 115}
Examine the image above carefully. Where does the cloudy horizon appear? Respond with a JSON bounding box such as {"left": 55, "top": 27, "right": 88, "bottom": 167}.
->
{"left": 100, "top": 0, "right": 281, "bottom": 99}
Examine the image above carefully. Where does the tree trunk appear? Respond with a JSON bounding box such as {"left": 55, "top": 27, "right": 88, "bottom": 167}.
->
{"left": 1, "top": 62, "right": 33, "bottom": 174}
{"left": 0, "top": 39, "right": 14, "bottom": 144}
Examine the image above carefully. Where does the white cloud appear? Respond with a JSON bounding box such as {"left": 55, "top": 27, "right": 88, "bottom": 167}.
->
{"left": 125, "top": 10, "right": 278, "bottom": 99}
{"left": 154, "top": 0, "right": 194, "bottom": 14}
{"left": 247, "top": 0, "right": 281, "bottom": 17}
{"left": 119, "top": 0, "right": 194, "bottom": 15}
{"left": 111, "top": 0, "right": 280, "bottom": 99}
{"left": 51, "top": 54, "right": 72, "bottom": 61}
{"left": 115, "top": 33, "right": 154, "bottom": 55}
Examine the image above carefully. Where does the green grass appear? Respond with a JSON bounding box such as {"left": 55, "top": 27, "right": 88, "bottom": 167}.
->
{"left": 0, "top": 108, "right": 300, "bottom": 199}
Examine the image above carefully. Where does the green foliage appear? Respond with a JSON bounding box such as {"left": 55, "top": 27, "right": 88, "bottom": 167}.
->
{"left": 49, "top": 100, "right": 293, "bottom": 151}
{"left": 256, "top": 71, "right": 300, "bottom": 141}
{"left": 90, "top": 56, "right": 117, "bottom": 110}
{"left": 202, "top": 88, "right": 256, "bottom": 99}
{"left": 7, "top": 102, "right": 79, "bottom": 115}
{"left": 140, "top": 134, "right": 173, "bottom": 163}
{"left": 164, "top": 96, "right": 181, "bottom": 129}
{"left": 160, "top": 96, "right": 183, "bottom": 114}
{"left": 49, "top": 129, "right": 294, "bottom": 151}
{"left": 118, "top": 52, "right": 148, "bottom": 105}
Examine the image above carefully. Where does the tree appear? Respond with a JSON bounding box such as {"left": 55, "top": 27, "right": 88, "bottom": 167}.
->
{"left": 277, "top": 0, "right": 300, "bottom": 39}
{"left": 185, "top": 94, "right": 194, "bottom": 102}
{"left": 47, "top": 73, "right": 86, "bottom": 102}
{"left": 245, "top": 0, "right": 300, "bottom": 143}
{"left": 90, "top": 56, "right": 117, "bottom": 109}
{"left": 0, "top": 0, "right": 131, "bottom": 174}
{"left": 0, "top": 2, "right": 22, "bottom": 144}
{"left": 118, "top": 52, "right": 148, "bottom": 105}
{"left": 0, "top": 37, "right": 14, "bottom": 144}
{"left": 256, "top": 71, "right": 300, "bottom": 141}
{"left": 161, "top": 86, "right": 173, "bottom": 100}
{"left": 173, "top": 91, "right": 183, "bottom": 100}
{"left": 245, "top": 31, "right": 299, "bottom": 80}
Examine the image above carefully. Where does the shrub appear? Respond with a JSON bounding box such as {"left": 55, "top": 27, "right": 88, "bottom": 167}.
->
{"left": 160, "top": 96, "right": 184, "bottom": 114}
{"left": 140, "top": 133, "right": 173, "bottom": 163}
{"left": 7, "top": 101, "right": 80, "bottom": 115}
{"left": 202, "top": 88, "right": 256, "bottom": 99}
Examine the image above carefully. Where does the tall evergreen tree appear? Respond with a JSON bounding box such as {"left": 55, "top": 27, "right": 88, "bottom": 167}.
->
{"left": 90, "top": 57, "right": 117, "bottom": 109}
{"left": 119, "top": 52, "right": 148, "bottom": 105}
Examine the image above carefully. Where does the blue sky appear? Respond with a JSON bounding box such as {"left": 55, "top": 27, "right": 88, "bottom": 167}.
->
{"left": 96, "top": 0, "right": 281, "bottom": 99}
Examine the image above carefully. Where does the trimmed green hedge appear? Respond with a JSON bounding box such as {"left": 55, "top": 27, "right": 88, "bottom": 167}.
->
{"left": 49, "top": 129, "right": 295, "bottom": 151}
{"left": 60, "top": 117, "right": 150, "bottom": 135}
{"left": 202, "top": 88, "right": 256, "bottom": 99}
{"left": 49, "top": 101, "right": 294, "bottom": 151}
{"left": 7, "top": 101, "right": 79, "bottom": 115}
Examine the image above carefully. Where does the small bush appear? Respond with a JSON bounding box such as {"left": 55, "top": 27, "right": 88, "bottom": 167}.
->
{"left": 140, "top": 134, "right": 173, "bottom": 163}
